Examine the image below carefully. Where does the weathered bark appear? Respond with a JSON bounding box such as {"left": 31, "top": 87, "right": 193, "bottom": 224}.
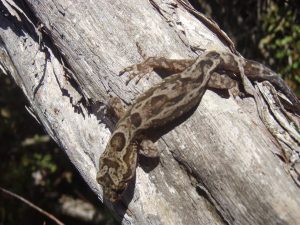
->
{"left": 0, "top": 0, "right": 299, "bottom": 224}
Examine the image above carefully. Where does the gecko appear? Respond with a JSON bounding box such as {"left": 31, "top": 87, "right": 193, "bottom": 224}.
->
{"left": 96, "top": 50, "right": 300, "bottom": 202}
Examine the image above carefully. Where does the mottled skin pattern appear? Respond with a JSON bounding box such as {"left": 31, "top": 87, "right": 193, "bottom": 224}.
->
{"left": 97, "top": 51, "right": 300, "bottom": 202}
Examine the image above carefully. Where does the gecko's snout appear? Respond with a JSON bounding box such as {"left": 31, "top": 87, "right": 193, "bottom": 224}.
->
{"left": 103, "top": 186, "right": 126, "bottom": 202}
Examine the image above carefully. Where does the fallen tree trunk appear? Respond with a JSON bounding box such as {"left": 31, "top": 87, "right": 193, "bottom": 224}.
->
{"left": 0, "top": 0, "right": 299, "bottom": 224}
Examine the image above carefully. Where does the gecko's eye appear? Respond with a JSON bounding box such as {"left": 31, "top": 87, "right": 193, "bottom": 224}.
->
{"left": 113, "top": 188, "right": 125, "bottom": 195}
{"left": 206, "top": 51, "right": 220, "bottom": 59}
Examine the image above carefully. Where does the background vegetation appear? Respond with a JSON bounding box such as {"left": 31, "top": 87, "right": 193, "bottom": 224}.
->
{"left": 0, "top": 76, "right": 117, "bottom": 224}
{"left": 191, "top": 0, "right": 300, "bottom": 94}
{"left": 0, "top": 0, "right": 299, "bottom": 224}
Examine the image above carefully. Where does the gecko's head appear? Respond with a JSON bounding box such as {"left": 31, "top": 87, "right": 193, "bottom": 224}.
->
{"left": 103, "top": 185, "right": 126, "bottom": 202}
{"left": 97, "top": 171, "right": 127, "bottom": 202}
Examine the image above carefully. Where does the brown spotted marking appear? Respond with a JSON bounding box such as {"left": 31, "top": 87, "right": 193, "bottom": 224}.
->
{"left": 109, "top": 132, "right": 126, "bottom": 152}
{"left": 150, "top": 95, "right": 168, "bottom": 115}
{"left": 130, "top": 113, "right": 142, "bottom": 127}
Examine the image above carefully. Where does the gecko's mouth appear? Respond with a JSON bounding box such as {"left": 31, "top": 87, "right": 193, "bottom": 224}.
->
{"left": 105, "top": 187, "right": 125, "bottom": 202}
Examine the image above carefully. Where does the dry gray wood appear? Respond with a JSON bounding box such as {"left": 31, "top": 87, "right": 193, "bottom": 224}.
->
{"left": 0, "top": 0, "right": 299, "bottom": 224}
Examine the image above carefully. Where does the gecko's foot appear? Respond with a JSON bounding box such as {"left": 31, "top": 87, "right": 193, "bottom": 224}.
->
{"left": 230, "top": 85, "right": 244, "bottom": 98}
{"left": 139, "top": 139, "right": 159, "bottom": 158}
{"left": 108, "top": 97, "right": 126, "bottom": 119}
{"left": 119, "top": 62, "right": 154, "bottom": 85}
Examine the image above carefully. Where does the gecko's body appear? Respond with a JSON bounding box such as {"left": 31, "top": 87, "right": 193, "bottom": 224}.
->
{"left": 96, "top": 51, "right": 299, "bottom": 201}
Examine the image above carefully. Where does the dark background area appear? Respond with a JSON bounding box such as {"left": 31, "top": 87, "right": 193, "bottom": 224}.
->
{"left": 190, "top": 0, "right": 300, "bottom": 94}
{"left": 0, "top": 0, "right": 299, "bottom": 224}
{"left": 0, "top": 77, "right": 118, "bottom": 224}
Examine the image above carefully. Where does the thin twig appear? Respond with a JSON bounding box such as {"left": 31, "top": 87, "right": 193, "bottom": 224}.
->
{"left": 0, "top": 186, "right": 65, "bottom": 225}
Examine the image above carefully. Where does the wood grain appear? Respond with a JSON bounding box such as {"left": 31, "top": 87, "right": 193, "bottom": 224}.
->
{"left": 0, "top": 0, "right": 299, "bottom": 224}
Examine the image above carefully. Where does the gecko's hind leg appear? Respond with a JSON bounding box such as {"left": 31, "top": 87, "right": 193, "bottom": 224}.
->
{"left": 120, "top": 57, "right": 195, "bottom": 84}
{"left": 208, "top": 72, "right": 243, "bottom": 98}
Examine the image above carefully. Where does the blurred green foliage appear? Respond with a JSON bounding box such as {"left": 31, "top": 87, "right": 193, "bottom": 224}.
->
{"left": 191, "top": 0, "right": 300, "bottom": 95}
{"left": 259, "top": 1, "right": 300, "bottom": 93}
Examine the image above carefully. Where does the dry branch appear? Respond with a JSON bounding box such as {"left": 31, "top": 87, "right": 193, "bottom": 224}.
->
{"left": 0, "top": 0, "right": 299, "bottom": 224}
